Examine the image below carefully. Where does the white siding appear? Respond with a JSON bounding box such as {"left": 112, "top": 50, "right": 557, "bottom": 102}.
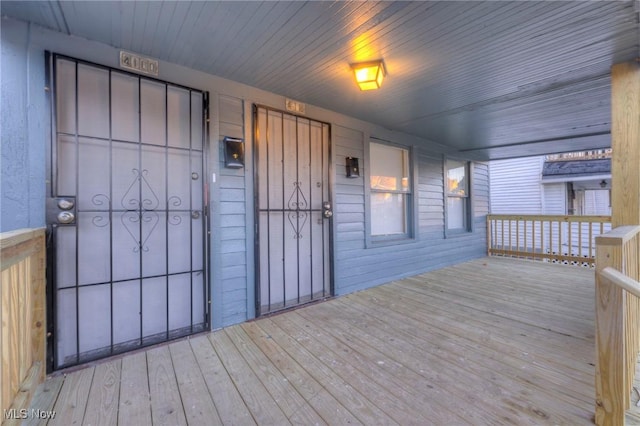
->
{"left": 543, "top": 183, "right": 567, "bottom": 214}
{"left": 489, "top": 157, "right": 544, "bottom": 214}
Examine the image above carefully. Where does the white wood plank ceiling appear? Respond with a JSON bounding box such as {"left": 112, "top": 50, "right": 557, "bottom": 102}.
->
{"left": 2, "top": 1, "right": 639, "bottom": 160}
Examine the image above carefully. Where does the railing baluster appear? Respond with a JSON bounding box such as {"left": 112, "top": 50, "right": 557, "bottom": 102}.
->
{"left": 524, "top": 219, "right": 528, "bottom": 259}
{"left": 549, "top": 221, "right": 554, "bottom": 262}
{"left": 589, "top": 222, "right": 594, "bottom": 260}
{"left": 532, "top": 220, "right": 536, "bottom": 259}
{"left": 578, "top": 220, "right": 583, "bottom": 262}
{"left": 516, "top": 218, "right": 520, "bottom": 255}
{"left": 508, "top": 220, "right": 512, "bottom": 255}
{"left": 568, "top": 219, "right": 572, "bottom": 263}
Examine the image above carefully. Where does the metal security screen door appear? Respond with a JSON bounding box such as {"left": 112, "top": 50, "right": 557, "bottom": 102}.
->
{"left": 255, "top": 106, "right": 332, "bottom": 315}
{"left": 48, "top": 55, "right": 208, "bottom": 369}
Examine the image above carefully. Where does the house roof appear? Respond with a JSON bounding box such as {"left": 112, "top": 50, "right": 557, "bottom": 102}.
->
{"left": 1, "top": 1, "right": 639, "bottom": 160}
{"left": 542, "top": 158, "right": 611, "bottom": 177}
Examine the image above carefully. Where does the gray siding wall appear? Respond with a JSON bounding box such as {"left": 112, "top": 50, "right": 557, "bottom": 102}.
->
{"left": 2, "top": 18, "right": 490, "bottom": 330}
{"left": 216, "top": 95, "right": 249, "bottom": 326}
{"left": 489, "top": 157, "right": 544, "bottom": 214}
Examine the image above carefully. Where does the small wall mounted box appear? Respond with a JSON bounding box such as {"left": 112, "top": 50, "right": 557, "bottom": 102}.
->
{"left": 346, "top": 157, "right": 359, "bottom": 178}
{"left": 224, "top": 137, "right": 244, "bottom": 168}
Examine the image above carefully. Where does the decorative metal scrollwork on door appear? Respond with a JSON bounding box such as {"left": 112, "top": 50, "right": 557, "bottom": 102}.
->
{"left": 121, "top": 210, "right": 160, "bottom": 252}
{"left": 287, "top": 182, "right": 309, "bottom": 239}
{"left": 121, "top": 168, "right": 160, "bottom": 210}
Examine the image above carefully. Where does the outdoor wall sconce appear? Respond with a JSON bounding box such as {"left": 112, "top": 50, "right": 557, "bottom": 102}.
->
{"left": 346, "top": 157, "right": 360, "bottom": 178}
{"left": 351, "top": 60, "right": 386, "bottom": 91}
{"left": 224, "top": 137, "right": 244, "bottom": 168}
{"left": 600, "top": 179, "right": 607, "bottom": 188}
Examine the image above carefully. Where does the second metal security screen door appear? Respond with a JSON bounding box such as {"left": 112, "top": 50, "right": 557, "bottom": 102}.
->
{"left": 49, "top": 55, "right": 208, "bottom": 369}
{"left": 254, "top": 106, "right": 333, "bottom": 315}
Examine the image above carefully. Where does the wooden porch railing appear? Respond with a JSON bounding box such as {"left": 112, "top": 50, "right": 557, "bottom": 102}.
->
{"left": 0, "top": 228, "right": 46, "bottom": 419}
{"left": 487, "top": 214, "right": 612, "bottom": 267}
{"left": 595, "top": 225, "right": 640, "bottom": 425}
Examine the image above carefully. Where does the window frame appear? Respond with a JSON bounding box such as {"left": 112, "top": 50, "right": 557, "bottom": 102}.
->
{"left": 365, "top": 138, "right": 417, "bottom": 247}
{"left": 444, "top": 157, "right": 473, "bottom": 236}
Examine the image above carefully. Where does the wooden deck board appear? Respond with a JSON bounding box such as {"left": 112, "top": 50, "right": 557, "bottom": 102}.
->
{"left": 371, "top": 280, "right": 595, "bottom": 379}
{"left": 253, "top": 318, "right": 396, "bottom": 425}
{"left": 271, "top": 311, "right": 452, "bottom": 424}
{"left": 26, "top": 258, "right": 602, "bottom": 425}
{"left": 146, "top": 346, "right": 187, "bottom": 426}
{"left": 168, "top": 339, "right": 221, "bottom": 425}
{"left": 223, "top": 326, "right": 327, "bottom": 425}
{"left": 118, "top": 352, "right": 151, "bottom": 426}
{"left": 308, "top": 297, "right": 583, "bottom": 424}
{"left": 22, "top": 375, "right": 63, "bottom": 426}
{"left": 48, "top": 365, "right": 94, "bottom": 426}
{"left": 208, "top": 331, "right": 290, "bottom": 425}
{"left": 82, "top": 360, "right": 121, "bottom": 426}
{"left": 239, "top": 321, "right": 363, "bottom": 425}
{"left": 189, "top": 334, "right": 255, "bottom": 425}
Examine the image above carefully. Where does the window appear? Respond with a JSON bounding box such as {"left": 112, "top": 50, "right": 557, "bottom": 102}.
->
{"left": 369, "top": 142, "right": 412, "bottom": 239}
{"left": 445, "top": 159, "right": 471, "bottom": 233}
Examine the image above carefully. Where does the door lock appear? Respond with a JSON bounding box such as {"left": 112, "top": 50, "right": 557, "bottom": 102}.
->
{"left": 322, "top": 201, "right": 333, "bottom": 219}
{"left": 57, "top": 199, "right": 75, "bottom": 210}
{"left": 57, "top": 211, "right": 76, "bottom": 224}
{"left": 47, "top": 197, "right": 77, "bottom": 225}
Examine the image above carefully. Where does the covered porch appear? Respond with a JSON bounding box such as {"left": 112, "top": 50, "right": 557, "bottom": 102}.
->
{"left": 26, "top": 257, "right": 601, "bottom": 425}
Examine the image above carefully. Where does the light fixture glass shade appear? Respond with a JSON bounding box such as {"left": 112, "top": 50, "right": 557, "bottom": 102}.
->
{"left": 352, "top": 61, "right": 385, "bottom": 91}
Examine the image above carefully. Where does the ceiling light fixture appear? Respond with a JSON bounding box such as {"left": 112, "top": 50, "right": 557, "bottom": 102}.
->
{"left": 351, "top": 60, "right": 386, "bottom": 91}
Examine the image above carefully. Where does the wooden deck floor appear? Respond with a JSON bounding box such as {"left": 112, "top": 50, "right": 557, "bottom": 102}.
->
{"left": 24, "top": 257, "right": 602, "bottom": 425}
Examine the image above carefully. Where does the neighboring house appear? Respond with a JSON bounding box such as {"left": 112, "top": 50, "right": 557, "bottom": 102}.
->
{"left": 489, "top": 151, "right": 612, "bottom": 263}
{"left": 490, "top": 150, "right": 612, "bottom": 216}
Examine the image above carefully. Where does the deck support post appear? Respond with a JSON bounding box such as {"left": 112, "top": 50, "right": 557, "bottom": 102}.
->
{"left": 594, "top": 61, "right": 640, "bottom": 426}
{"left": 610, "top": 61, "right": 640, "bottom": 228}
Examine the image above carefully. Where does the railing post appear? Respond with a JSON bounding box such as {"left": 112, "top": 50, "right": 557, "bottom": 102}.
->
{"left": 595, "top": 234, "right": 626, "bottom": 425}
{"left": 0, "top": 229, "right": 47, "bottom": 418}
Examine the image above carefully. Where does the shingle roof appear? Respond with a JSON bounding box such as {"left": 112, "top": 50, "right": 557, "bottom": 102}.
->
{"left": 542, "top": 159, "right": 611, "bottom": 177}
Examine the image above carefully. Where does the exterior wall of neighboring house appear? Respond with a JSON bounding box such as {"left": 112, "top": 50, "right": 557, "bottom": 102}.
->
{"left": 542, "top": 183, "right": 567, "bottom": 214}
{"left": 1, "top": 18, "right": 489, "bottom": 329}
{"left": 490, "top": 156, "right": 610, "bottom": 215}
{"left": 489, "top": 154, "right": 611, "bottom": 260}
{"left": 489, "top": 157, "right": 544, "bottom": 214}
